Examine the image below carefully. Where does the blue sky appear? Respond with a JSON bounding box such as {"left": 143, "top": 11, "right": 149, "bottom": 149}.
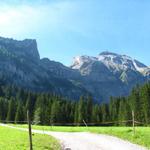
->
{"left": 0, "top": 0, "right": 150, "bottom": 66}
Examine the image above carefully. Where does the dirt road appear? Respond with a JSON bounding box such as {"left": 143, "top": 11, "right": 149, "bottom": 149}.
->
{"left": 0, "top": 124, "right": 147, "bottom": 150}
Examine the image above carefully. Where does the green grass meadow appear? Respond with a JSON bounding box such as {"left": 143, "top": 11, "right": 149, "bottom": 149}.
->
{"left": 13, "top": 124, "right": 150, "bottom": 149}
{"left": 0, "top": 126, "right": 60, "bottom": 150}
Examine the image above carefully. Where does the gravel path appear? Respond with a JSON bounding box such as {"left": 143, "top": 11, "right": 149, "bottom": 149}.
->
{"left": 0, "top": 124, "right": 147, "bottom": 150}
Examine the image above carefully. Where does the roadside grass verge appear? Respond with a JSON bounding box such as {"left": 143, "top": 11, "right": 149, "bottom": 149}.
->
{"left": 0, "top": 125, "right": 60, "bottom": 150}
{"left": 12, "top": 124, "right": 150, "bottom": 149}
{"left": 88, "top": 127, "right": 150, "bottom": 149}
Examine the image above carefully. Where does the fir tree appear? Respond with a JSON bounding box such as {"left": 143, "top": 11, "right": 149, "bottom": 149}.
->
{"left": 6, "top": 98, "right": 16, "bottom": 122}
{"left": 15, "top": 102, "right": 24, "bottom": 124}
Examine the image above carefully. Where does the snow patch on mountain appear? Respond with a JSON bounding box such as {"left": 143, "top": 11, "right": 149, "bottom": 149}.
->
{"left": 71, "top": 51, "right": 149, "bottom": 76}
{"left": 71, "top": 55, "right": 97, "bottom": 69}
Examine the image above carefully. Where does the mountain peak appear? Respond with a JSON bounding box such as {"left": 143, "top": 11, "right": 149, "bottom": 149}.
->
{"left": 71, "top": 51, "right": 148, "bottom": 75}
{"left": 0, "top": 36, "right": 40, "bottom": 60}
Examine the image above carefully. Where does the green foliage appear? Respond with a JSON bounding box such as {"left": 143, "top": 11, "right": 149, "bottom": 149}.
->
{"left": 140, "top": 83, "right": 150, "bottom": 124}
{"left": 0, "top": 98, "right": 8, "bottom": 120}
{"left": 0, "top": 82, "right": 150, "bottom": 126}
{"left": 77, "top": 96, "right": 86, "bottom": 124}
{"left": 33, "top": 107, "right": 41, "bottom": 125}
{"left": 6, "top": 98, "right": 16, "bottom": 122}
{"left": 15, "top": 102, "right": 24, "bottom": 124}
{"left": 92, "top": 104, "right": 101, "bottom": 123}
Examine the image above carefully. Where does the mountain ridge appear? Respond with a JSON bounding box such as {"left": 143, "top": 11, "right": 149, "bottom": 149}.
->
{"left": 0, "top": 36, "right": 149, "bottom": 102}
{"left": 71, "top": 51, "right": 148, "bottom": 73}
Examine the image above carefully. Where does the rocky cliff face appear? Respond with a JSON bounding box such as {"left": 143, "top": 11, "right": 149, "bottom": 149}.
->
{"left": 71, "top": 51, "right": 150, "bottom": 101}
{"left": 0, "top": 37, "right": 40, "bottom": 60}
{"left": 0, "top": 37, "right": 149, "bottom": 102}
{"left": 0, "top": 37, "right": 88, "bottom": 100}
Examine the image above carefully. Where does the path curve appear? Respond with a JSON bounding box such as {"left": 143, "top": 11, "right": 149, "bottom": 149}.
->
{"left": 0, "top": 124, "right": 147, "bottom": 150}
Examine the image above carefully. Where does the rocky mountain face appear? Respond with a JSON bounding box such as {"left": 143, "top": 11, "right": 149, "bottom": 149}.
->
{"left": 0, "top": 37, "right": 87, "bottom": 100}
{"left": 0, "top": 36, "right": 149, "bottom": 102}
{"left": 71, "top": 52, "right": 150, "bottom": 81}
{"left": 71, "top": 52, "right": 150, "bottom": 101}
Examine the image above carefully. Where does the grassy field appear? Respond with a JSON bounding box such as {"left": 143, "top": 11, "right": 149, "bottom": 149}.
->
{"left": 13, "top": 124, "right": 150, "bottom": 149}
{"left": 0, "top": 126, "right": 60, "bottom": 150}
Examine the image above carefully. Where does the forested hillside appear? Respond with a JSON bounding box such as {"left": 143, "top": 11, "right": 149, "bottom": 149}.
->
{"left": 0, "top": 82, "right": 150, "bottom": 125}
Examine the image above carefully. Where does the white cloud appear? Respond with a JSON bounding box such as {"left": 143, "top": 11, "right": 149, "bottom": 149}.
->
{"left": 0, "top": 0, "right": 99, "bottom": 41}
{"left": 0, "top": 1, "right": 78, "bottom": 38}
{"left": 0, "top": 6, "right": 36, "bottom": 36}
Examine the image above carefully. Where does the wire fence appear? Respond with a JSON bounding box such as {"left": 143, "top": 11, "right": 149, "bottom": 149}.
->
{"left": 0, "top": 120, "right": 145, "bottom": 126}
{"left": 0, "top": 120, "right": 40, "bottom": 125}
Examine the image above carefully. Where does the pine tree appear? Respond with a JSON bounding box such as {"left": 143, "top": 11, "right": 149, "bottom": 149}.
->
{"left": 74, "top": 103, "right": 78, "bottom": 124}
{"left": 0, "top": 98, "right": 7, "bottom": 121}
{"left": 109, "top": 97, "right": 120, "bottom": 122}
{"left": 69, "top": 102, "right": 75, "bottom": 123}
{"left": 100, "top": 104, "right": 109, "bottom": 123}
{"left": 129, "top": 86, "right": 142, "bottom": 122}
{"left": 6, "top": 98, "right": 16, "bottom": 122}
{"left": 33, "top": 107, "right": 41, "bottom": 125}
{"left": 77, "top": 96, "right": 86, "bottom": 125}
{"left": 140, "top": 83, "right": 150, "bottom": 124}
{"left": 34, "top": 95, "right": 48, "bottom": 125}
{"left": 86, "top": 95, "right": 93, "bottom": 123}
{"left": 92, "top": 104, "right": 101, "bottom": 124}
{"left": 26, "top": 94, "right": 32, "bottom": 112}
{"left": 118, "top": 98, "right": 128, "bottom": 126}
{"left": 15, "top": 102, "right": 24, "bottom": 124}
{"left": 50, "top": 100, "right": 61, "bottom": 124}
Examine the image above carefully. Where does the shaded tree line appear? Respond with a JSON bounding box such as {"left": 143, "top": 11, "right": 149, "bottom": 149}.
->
{"left": 0, "top": 82, "right": 150, "bottom": 126}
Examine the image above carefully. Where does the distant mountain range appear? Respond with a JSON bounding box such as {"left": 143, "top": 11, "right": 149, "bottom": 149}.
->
{"left": 0, "top": 36, "right": 149, "bottom": 102}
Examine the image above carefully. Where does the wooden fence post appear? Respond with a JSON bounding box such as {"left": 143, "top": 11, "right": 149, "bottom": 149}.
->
{"left": 27, "top": 110, "right": 33, "bottom": 150}
{"left": 132, "top": 110, "right": 135, "bottom": 135}
{"left": 83, "top": 120, "right": 88, "bottom": 127}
